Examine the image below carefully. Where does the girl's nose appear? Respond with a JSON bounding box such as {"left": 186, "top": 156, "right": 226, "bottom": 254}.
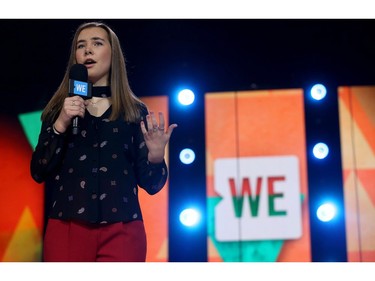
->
{"left": 85, "top": 48, "right": 92, "bottom": 55}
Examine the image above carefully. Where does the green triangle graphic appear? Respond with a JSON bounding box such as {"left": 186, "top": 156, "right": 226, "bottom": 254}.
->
{"left": 18, "top": 110, "right": 42, "bottom": 151}
{"left": 208, "top": 197, "right": 283, "bottom": 262}
{"left": 208, "top": 194, "right": 306, "bottom": 261}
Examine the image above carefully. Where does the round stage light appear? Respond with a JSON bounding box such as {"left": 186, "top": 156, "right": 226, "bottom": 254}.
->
{"left": 179, "top": 148, "right": 195, "bottom": 164}
{"left": 310, "top": 84, "right": 327, "bottom": 100}
{"left": 313, "top": 142, "right": 329, "bottom": 159}
{"left": 178, "top": 89, "right": 195, "bottom": 106}
{"left": 179, "top": 208, "right": 201, "bottom": 227}
{"left": 317, "top": 203, "right": 336, "bottom": 222}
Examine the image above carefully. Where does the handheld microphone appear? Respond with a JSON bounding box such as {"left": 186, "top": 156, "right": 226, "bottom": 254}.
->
{"left": 68, "top": 64, "right": 92, "bottom": 135}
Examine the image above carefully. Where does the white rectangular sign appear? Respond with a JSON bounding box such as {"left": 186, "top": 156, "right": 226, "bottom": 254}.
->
{"left": 214, "top": 156, "right": 302, "bottom": 241}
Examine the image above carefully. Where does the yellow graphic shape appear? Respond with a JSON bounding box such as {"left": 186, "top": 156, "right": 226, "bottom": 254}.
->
{"left": 156, "top": 238, "right": 168, "bottom": 261}
{"left": 345, "top": 171, "right": 375, "bottom": 250}
{"left": 339, "top": 97, "right": 375, "bottom": 169}
{"left": 2, "top": 207, "right": 42, "bottom": 262}
{"left": 208, "top": 237, "right": 221, "bottom": 260}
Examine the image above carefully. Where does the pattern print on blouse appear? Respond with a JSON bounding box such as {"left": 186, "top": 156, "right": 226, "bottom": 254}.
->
{"left": 31, "top": 106, "right": 168, "bottom": 225}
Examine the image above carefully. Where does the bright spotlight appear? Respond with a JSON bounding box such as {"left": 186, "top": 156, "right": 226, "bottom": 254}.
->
{"left": 179, "top": 208, "right": 201, "bottom": 227}
{"left": 310, "top": 84, "right": 327, "bottom": 100}
{"left": 178, "top": 89, "right": 195, "bottom": 106}
{"left": 313, "top": 142, "right": 329, "bottom": 159}
{"left": 317, "top": 203, "right": 336, "bottom": 222}
{"left": 179, "top": 148, "right": 195, "bottom": 164}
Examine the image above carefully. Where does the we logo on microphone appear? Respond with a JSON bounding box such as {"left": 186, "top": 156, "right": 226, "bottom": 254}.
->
{"left": 214, "top": 155, "right": 302, "bottom": 241}
{"left": 73, "top": 80, "right": 89, "bottom": 97}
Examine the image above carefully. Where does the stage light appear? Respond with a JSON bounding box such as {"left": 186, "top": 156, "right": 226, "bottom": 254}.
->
{"left": 178, "top": 89, "right": 195, "bottom": 106}
{"left": 313, "top": 142, "right": 329, "bottom": 159}
{"left": 179, "top": 148, "right": 195, "bottom": 164}
{"left": 316, "top": 203, "right": 337, "bottom": 222}
{"left": 179, "top": 207, "right": 201, "bottom": 227}
{"left": 310, "top": 84, "right": 327, "bottom": 101}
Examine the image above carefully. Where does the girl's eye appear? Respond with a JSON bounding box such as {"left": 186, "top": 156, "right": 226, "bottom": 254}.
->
{"left": 94, "top": 41, "right": 103, "bottom": 46}
{"left": 77, "top": 44, "right": 85, "bottom": 49}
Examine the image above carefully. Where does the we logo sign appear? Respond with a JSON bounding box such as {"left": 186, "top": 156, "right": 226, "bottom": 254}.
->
{"left": 214, "top": 156, "right": 302, "bottom": 241}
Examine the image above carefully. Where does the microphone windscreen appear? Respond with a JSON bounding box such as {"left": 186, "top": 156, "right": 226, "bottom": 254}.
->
{"left": 69, "top": 64, "right": 88, "bottom": 82}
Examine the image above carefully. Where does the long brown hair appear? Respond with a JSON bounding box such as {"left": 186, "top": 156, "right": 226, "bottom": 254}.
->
{"left": 41, "top": 21, "right": 145, "bottom": 123}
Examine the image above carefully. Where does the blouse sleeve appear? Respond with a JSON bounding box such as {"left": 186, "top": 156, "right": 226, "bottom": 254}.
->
{"left": 30, "top": 121, "right": 67, "bottom": 183}
{"left": 133, "top": 106, "right": 169, "bottom": 195}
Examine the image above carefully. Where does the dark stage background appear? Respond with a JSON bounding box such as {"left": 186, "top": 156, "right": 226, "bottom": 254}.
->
{"left": 2, "top": 19, "right": 375, "bottom": 115}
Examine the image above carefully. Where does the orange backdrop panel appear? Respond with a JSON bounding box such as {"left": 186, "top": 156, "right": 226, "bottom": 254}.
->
{"left": 205, "top": 89, "right": 311, "bottom": 261}
{"left": 139, "top": 96, "right": 169, "bottom": 262}
{"left": 338, "top": 86, "right": 375, "bottom": 262}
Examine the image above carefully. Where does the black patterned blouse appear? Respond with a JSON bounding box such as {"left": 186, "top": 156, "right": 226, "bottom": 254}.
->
{"left": 30, "top": 88, "right": 168, "bottom": 224}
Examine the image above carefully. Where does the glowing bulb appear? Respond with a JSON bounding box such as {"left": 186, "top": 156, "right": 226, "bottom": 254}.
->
{"left": 179, "top": 148, "right": 195, "bottom": 164}
{"left": 179, "top": 208, "right": 201, "bottom": 227}
{"left": 313, "top": 142, "right": 329, "bottom": 159}
{"left": 317, "top": 203, "right": 336, "bottom": 222}
{"left": 310, "top": 84, "right": 327, "bottom": 100}
{"left": 178, "top": 89, "right": 195, "bottom": 106}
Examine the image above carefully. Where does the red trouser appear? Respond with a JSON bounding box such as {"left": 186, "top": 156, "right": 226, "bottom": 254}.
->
{"left": 43, "top": 218, "right": 147, "bottom": 262}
